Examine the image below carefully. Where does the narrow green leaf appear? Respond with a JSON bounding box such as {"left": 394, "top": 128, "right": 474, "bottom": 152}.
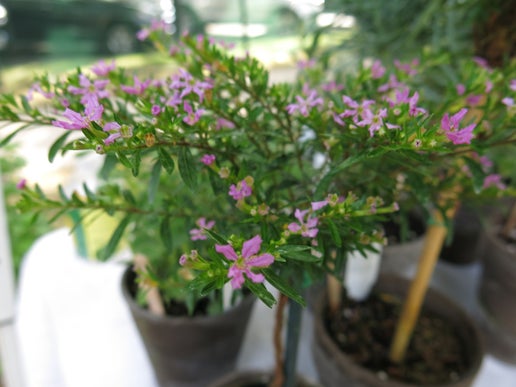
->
{"left": 0, "top": 124, "right": 32, "bottom": 147}
{"left": 82, "top": 183, "right": 96, "bottom": 201}
{"left": 246, "top": 281, "right": 276, "bottom": 308}
{"left": 116, "top": 152, "right": 133, "bottom": 169}
{"left": 49, "top": 131, "right": 72, "bottom": 162}
{"left": 327, "top": 219, "right": 343, "bottom": 248}
{"left": 158, "top": 148, "right": 175, "bottom": 174}
{"left": 204, "top": 228, "right": 229, "bottom": 245}
{"left": 178, "top": 147, "right": 197, "bottom": 189}
{"left": 21, "top": 96, "right": 33, "bottom": 114}
{"left": 97, "top": 215, "right": 131, "bottom": 261}
{"left": 148, "top": 161, "right": 161, "bottom": 203}
{"left": 160, "top": 216, "right": 173, "bottom": 252}
{"left": 263, "top": 270, "right": 305, "bottom": 306}
{"left": 463, "top": 157, "right": 486, "bottom": 194}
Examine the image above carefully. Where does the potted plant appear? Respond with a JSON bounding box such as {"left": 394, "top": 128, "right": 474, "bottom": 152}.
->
{"left": 1, "top": 24, "right": 515, "bottom": 387}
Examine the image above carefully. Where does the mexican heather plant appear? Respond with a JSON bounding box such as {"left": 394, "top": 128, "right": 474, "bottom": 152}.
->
{"left": 0, "top": 25, "right": 515, "bottom": 384}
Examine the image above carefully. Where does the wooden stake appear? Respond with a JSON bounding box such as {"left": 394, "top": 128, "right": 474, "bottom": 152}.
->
{"left": 326, "top": 249, "right": 342, "bottom": 316}
{"left": 389, "top": 204, "right": 458, "bottom": 363}
{"left": 133, "top": 253, "right": 166, "bottom": 316}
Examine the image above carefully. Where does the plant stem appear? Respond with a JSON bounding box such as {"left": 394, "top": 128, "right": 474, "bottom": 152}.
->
{"left": 389, "top": 204, "right": 458, "bottom": 363}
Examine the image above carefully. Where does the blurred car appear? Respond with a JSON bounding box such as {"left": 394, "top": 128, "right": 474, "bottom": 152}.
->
{"left": 0, "top": 0, "right": 174, "bottom": 55}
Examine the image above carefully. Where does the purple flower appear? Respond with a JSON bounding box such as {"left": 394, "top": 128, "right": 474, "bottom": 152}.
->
{"left": 510, "top": 79, "right": 516, "bottom": 91}
{"left": 456, "top": 84, "right": 466, "bottom": 96}
{"left": 371, "top": 60, "right": 386, "bottom": 79}
{"left": 216, "top": 117, "right": 236, "bottom": 130}
{"left": 483, "top": 174, "right": 506, "bottom": 190}
{"left": 151, "top": 105, "right": 162, "bottom": 116}
{"left": 377, "top": 74, "right": 403, "bottom": 93}
{"left": 229, "top": 179, "right": 252, "bottom": 200}
{"left": 52, "top": 95, "right": 104, "bottom": 130}
{"left": 120, "top": 76, "right": 151, "bottom": 95}
{"left": 183, "top": 101, "right": 204, "bottom": 125}
{"left": 288, "top": 209, "right": 319, "bottom": 238}
{"left": 201, "top": 154, "right": 216, "bottom": 166}
{"left": 91, "top": 59, "right": 116, "bottom": 76}
{"left": 441, "top": 108, "right": 476, "bottom": 145}
{"left": 136, "top": 20, "right": 167, "bottom": 41}
{"left": 286, "top": 85, "right": 323, "bottom": 116}
{"left": 190, "top": 217, "right": 215, "bottom": 241}
{"left": 215, "top": 235, "right": 274, "bottom": 289}
{"left": 103, "top": 122, "right": 122, "bottom": 145}
{"left": 68, "top": 74, "right": 110, "bottom": 104}
{"left": 16, "top": 179, "right": 27, "bottom": 190}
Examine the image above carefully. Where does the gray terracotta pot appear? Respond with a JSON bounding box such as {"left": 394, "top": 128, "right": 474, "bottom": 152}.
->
{"left": 121, "top": 266, "right": 256, "bottom": 387}
{"left": 477, "top": 225, "right": 516, "bottom": 364}
{"left": 208, "top": 370, "right": 322, "bottom": 387}
{"left": 312, "top": 275, "right": 484, "bottom": 387}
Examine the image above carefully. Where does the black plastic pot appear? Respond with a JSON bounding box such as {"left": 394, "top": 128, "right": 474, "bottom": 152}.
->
{"left": 208, "top": 370, "right": 322, "bottom": 387}
{"left": 121, "top": 266, "right": 256, "bottom": 387}
{"left": 312, "top": 275, "right": 484, "bottom": 387}
{"left": 477, "top": 226, "right": 516, "bottom": 364}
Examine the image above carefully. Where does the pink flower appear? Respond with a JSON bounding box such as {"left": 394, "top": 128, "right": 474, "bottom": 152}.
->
{"left": 371, "top": 60, "right": 386, "bottom": 79}
{"left": 91, "top": 59, "right": 116, "bottom": 76}
{"left": 229, "top": 179, "right": 252, "bottom": 200}
{"left": 16, "top": 179, "right": 27, "bottom": 190}
{"left": 201, "top": 154, "right": 216, "bottom": 166}
{"left": 510, "top": 79, "right": 516, "bottom": 91}
{"left": 456, "top": 84, "right": 466, "bottom": 96}
{"left": 120, "top": 76, "right": 151, "bottom": 95}
{"left": 216, "top": 117, "right": 235, "bottom": 130}
{"left": 183, "top": 101, "right": 204, "bottom": 125}
{"left": 68, "top": 74, "right": 110, "bottom": 104}
{"left": 151, "top": 105, "right": 162, "bottom": 116}
{"left": 288, "top": 209, "right": 319, "bottom": 238}
{"left": 441, "top": 108, "right": 476, "bottom": 145}
{"left": 215, "top": 235, "right": 274, "bottom": 289}
{"left": 286, "top": 86, "right": 323, "bottom": 117}
{"left": 190, "top": 217, "right": 215, "bottom": 241}
{"left": 52, "top": 95, "right": 103, "bottom": 130}
{"left": 483, "top": 174, "right": 506, "bottom": 190}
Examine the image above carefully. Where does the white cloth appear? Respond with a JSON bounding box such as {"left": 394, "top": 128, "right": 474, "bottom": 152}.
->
{"left": 15, "top": 228, "right": 157, "bottom": 387}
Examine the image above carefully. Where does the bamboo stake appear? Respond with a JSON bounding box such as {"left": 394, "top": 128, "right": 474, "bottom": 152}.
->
{"left": 389, "top": 204, "right": 458, "bottom": 363}
{"left": 326, "top": 249, "right": 342, "bottom": 316}
{"left": 133, "top": 253, "right": 165, "bottom": 316}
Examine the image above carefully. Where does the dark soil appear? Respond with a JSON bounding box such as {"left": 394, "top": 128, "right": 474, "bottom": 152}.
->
{"left": 325, "top": 290, "right": 469, "bottom": 385}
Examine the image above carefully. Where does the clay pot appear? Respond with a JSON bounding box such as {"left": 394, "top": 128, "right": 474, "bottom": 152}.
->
{"left": 477, "top": 226, "right": 516, "bottom": 364}
{"left": 121, "top": 266, "right": 256, "bottom": 387}
{"left": 208, "top": 370, "right": 322, "bottom": 387}
{"left": 312, "top": 275, "right": 484, "bottom": 387}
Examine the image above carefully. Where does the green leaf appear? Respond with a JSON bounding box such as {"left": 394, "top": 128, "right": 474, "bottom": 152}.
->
{"left": 160, "top": 216, "right": 173, "bottom": 252}
{"left": 116, "top": 152, "right": 133, "bottom": 169}
{"left": 178, "top": 147, "right": 197, "bottom": 189}
{"left": 98, "top": 154, "right": 118, "bottom": 180}
{"left": 463, "top": 157, "right": 485, "bottom": 194}
{"left": 0, "top": 124, "right": 28, "bottom": 147}
{"left": 48, "top": 131, "right": 72, "bottom": 162}
{"left": 148, "top": 161, "right": 161, "bottom": 203}
{"left": 277, "top": 245, "right": 320, "bottom": 262}
{"left": 263, "top": 270, "right": 305, "bottom": 306}
{"left": 204, "top": 228, "right": 229, "bottom": 245}
{"left": 158, "top": 148, "right": 175, "bottom": 174}
{"left": 21, "top": 96, "right": 33, "bottom": 114}
{"left": 97, "top": 215, "right": 131, "bottom": 261}
{"left": 327, "top": 219, "right": 342, "bottom": 248}
{"left": 245, "top": 281, "right": 276, "bottom": 308}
